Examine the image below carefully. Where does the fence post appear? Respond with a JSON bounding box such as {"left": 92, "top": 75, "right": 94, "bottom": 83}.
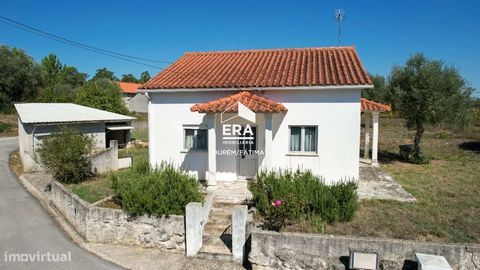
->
{"left": 186, "top": 202, "right": 202, "bottom": 257}
{"left": 232, "top": 205, "right": 248, "bottom": 263}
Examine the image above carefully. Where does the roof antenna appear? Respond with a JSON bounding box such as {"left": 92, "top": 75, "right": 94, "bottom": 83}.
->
{"left": 334, "top": 9, "right": 345, "bottom": 46}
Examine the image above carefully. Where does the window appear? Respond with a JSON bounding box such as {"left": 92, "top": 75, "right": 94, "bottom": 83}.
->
{"left": 184, "top": 129, "right": 207, "bottom": 150}
{"left": 289, "top": 126, "right": 317, "bottom": 152}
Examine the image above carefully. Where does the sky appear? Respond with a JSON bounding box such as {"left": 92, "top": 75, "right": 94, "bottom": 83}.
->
{"left": 1, "top": 0, "right": 479, "bottom": 96}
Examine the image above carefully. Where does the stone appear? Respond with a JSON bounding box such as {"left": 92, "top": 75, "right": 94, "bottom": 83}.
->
{"left": 415, "top": 253, "right": 452, "bottom": 270}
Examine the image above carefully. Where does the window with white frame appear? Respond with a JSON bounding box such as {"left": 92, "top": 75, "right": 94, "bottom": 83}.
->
{"left": 289, "top": 126, "right": 317, "bottom": 152}
{"left": 184, "top": 128, "right": 207, "bottom": 150}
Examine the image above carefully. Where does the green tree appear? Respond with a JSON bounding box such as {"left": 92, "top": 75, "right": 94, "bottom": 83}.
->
{"left": 0, "top": 46, "right": 44, "bottom": 113}
{"left": 41, "top": 53, "right": 63, "bottom": 87}
{"left": 75, "top": 79, "right": 128, "bottom": 114}
{"left": 92, "top": 67, "right": 118, "bottom": 81}
{"left": 362, "top": 74, "right": 391, "bottom": 104}
{"left": 121, "top": 74, "right": 138, "bottom": 83}
{"left": 139, "top": 71, "right": 151, "bottom": 83}
{"left": 389, "top": 53, "right": 473, "bottom": 162}
{"left": 36, "top": 84, "right": 77, "bottom": 103}
{"left": 37, "top": 128, "right": 93, "bottom": 184}
{"left": 38, "top": 53, "right": 87, "bottom": 103}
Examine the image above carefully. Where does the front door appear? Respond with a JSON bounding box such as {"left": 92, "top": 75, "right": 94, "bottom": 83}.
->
{"left": 237, "top": 126, "right": 257, "bottom": 179}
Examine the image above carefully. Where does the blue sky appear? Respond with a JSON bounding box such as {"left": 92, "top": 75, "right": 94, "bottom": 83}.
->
{"left": 1, "top": 0, "right": 479, "bottom": 96}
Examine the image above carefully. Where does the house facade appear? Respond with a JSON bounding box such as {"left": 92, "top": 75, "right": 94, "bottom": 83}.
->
{"left": 141, "top": 47, "right": 376, "bottom": 185}
{"left": 117, "top": 82, "right": 148, "bottom": 113}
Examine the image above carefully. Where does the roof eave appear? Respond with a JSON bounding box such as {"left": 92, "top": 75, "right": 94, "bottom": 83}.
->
{"left": 139, "top": 84, "right": 374, "bottom": 93}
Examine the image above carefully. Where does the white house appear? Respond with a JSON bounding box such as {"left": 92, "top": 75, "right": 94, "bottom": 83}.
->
{"left": 117, "top": 82, "right": 148, "bottom": 113}
{"left": 15, "top": 103, "right": 135, "bottom": 172}
{"left": 141, "top": 46, "right": 390, "bottom": 186}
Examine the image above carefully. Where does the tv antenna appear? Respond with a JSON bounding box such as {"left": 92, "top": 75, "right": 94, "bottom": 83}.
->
{"left": 334, "top": 9, "right": 345, "bottom": 45}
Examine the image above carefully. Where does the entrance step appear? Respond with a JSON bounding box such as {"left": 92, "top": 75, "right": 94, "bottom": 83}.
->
{"left": 199, "top": 201, "right": 234, "bottom": 261}
{"left": 215, "top": 181, "right": 253, "bottom": 203}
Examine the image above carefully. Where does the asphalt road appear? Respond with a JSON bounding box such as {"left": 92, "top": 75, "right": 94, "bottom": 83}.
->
{"left": 0, "top": 136, "right": 123, "bottom": 270}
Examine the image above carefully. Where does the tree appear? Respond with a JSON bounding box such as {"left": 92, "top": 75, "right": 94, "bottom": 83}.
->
{"left": 139, "top": 71, "right": 151, "bottom": 83}
{"left": 389, "top": 53, "right": 473, "bottom": 162}
{"left": 37, "top": 128, "right": 93, "bottom": 184}
{"left": 362, "top": 74, "right": 391, "bottom": 104}
{"left": 36, "top": 84, "right": 77, "bottom": 103}
{"left": 0, "top": 46, "right": 43, "bottom": 113}
{"left": 41, "top": 53, "right": 63, "bottom": 87}
{"left": 121, "top": 74, "right": 138, "bottom": 83}
{"left": 38, "top": 53, "right": 87, "bottom": 103}
{"left": 75, "top": 79, "right": 128, "bottom": 114}
{"left": 58, "top": 66, "right": 87, "bottom": 87}
{"left": 92, "top": 68, "right": 118, "bottom": 81}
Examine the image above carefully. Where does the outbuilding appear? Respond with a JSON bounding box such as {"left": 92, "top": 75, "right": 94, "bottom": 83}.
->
{"left": 14, "top": 103, "right": 135, "bottom": 172}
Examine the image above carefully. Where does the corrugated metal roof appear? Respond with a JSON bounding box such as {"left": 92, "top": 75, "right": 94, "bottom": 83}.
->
{"left": 14, "top": 103, "right": 135, "bottom": 124}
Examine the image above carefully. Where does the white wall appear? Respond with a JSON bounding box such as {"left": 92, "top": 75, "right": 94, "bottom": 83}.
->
{"left": 128, "top": 93, "right": 148, "bottom": 113}
{"left": 18, "top": 121, "right": 107, "bottom": 172}
{"left": 148, "top": 89, "right": 361, "bottom": 183}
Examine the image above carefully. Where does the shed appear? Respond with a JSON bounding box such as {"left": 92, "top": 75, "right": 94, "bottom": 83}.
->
{"left": 14, "top": 103, "right": 135, "bottom": 172}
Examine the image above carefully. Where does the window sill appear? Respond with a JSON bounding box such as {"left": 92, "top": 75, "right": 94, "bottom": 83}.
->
{"left": 180, "top": 149, "right": 208, "bottom": 153}
{"left": 286, "top": 152, "right": 318, "bottom": 157}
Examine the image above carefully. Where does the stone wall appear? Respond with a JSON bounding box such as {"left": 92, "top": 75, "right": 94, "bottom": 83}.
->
{"left": 51, "top": 180, "right": 185, "bottom": 251}
{"left": 249, "top": 230, "right": 480, "bottom": 270}
{"left": 51, "top": 180, "right": 89, "bottom": 237}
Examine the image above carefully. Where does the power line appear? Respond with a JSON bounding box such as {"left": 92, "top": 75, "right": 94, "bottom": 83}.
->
{"left": 0, "top": 15, "right": 171, "bottom": 69}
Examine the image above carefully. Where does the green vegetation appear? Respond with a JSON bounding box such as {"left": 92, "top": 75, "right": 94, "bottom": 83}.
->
{"left": 131, "top": 128, "right": 148, "bottom": 142}
{"left": 68, "top": 175, "right": 114, "bottom": 203}
{"left": 111, "top": 159, "right": 202, "bottom": 217}
{"left": 75, "top": 79, "right": 128, "bottom": 114}
{"left": 0, "top": 46, "right": 43, "bottom": 113}
{"left": 250, "top": 171, "right": 358, "bottom": 232}
{"left": 389, "top": 54, "right": 473, "bottom": 163}
{"left": 0, "top": 121, "right": 12, "bottom": 132}
{"left": 37, "top": 128, "right": 93, "bottom": 184}
{"left": 326, "top": 117, "right": 480, "bottom": 243}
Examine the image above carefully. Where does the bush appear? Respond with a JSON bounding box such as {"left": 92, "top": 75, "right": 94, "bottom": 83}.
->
{"left": 111, "top": 159, "right": 203, "bottom": 217}
{"left": 75, "top": 79, "right": 128, "bottom": 114}
{"left": 0, "top": 121, "right": 12, "bottom": 132}
{"left": 249, "top": 170, "right": 358, "bottom": 231}
{"left": 37, "top": 128, "right": 93, "bottom": 183}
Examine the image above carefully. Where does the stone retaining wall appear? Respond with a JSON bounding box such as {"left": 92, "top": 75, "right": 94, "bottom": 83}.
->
{"left": 51, "top": 180, "right": 185, "bottom": 251}
{"left": 249, "top": 230, "right": 480, "bottom": 270}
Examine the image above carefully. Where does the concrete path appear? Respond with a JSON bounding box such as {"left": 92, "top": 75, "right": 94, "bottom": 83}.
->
{"left": 358, "top": 162, "right": 416, "bottom": 202}
{"left": 0, "top": 137, "right": 123, "bottom": 270}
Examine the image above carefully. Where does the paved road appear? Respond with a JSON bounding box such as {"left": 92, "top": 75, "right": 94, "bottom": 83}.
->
{"left": 0, "top": 137, "right": 123, "bottom": 270}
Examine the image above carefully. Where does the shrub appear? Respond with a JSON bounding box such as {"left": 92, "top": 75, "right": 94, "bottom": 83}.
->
{"left": 37, "top": 128, "right": 93, "bottom": 184}
{"left": 249, "top": 170, "right": 358, "bottom": 231}
{"left": 111, "top": 159, "right": 202, "bottom": 217}
{"left": 0, "top": 121, "right": 12, "bottom": 132}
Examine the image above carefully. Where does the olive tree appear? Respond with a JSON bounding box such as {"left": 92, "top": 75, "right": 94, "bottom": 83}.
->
{"left": 389, "top": 53, "right": 473, "bottom": 162}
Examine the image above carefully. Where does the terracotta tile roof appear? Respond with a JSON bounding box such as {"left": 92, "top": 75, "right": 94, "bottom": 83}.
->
{"left": 116, "top": 82, "right": 142, "bottom": 94}
{"left": 141, "top": 47, "right": 372, "bottom": 89}
{"left": 361, "top": 98, "right": 391, "bottom": 112}
{"left": 190, "top": 91, "right": 287, "bottom": 113}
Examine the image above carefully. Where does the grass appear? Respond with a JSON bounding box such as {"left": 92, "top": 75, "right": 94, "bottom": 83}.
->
{"left": 67, "top": 175, "right": 114, "bottom": 203}
{"left": 9, "top": 150, "right": 24, "bottom": 176}
{"left": 325, "top": 117, "right": 480, "bottom": 243}
{"left": 68, "top": 146, "right": 149, "bottom": 203}
{"left": 0, "top": 114, "right": 18, "bottom": 137}
{"left": 131, "top": 128, "right": 148, "bottom": 142}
